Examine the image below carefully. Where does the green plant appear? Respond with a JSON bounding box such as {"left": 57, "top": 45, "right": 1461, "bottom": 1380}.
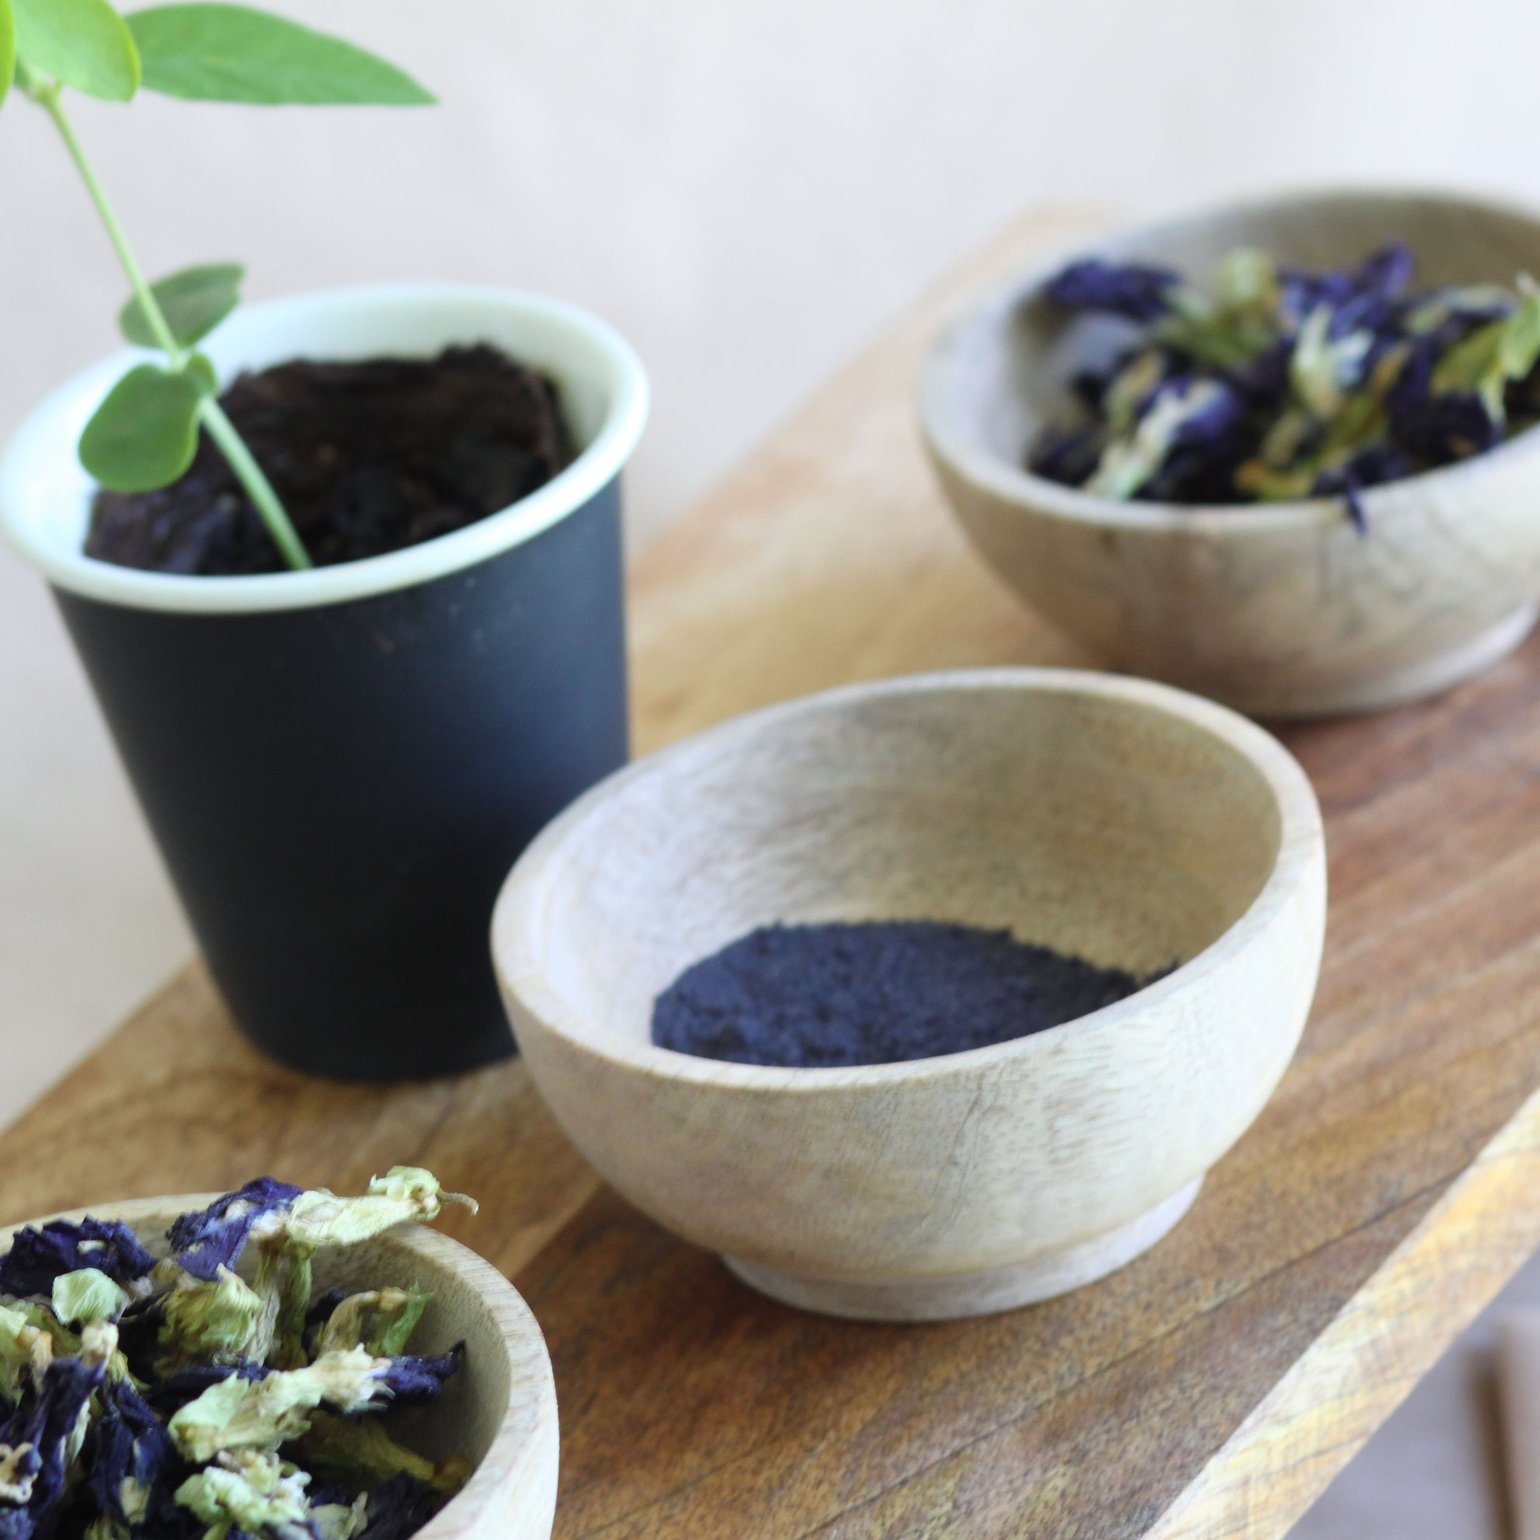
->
{"left": 2, "top": 1, "right": 433, "bottom": 571}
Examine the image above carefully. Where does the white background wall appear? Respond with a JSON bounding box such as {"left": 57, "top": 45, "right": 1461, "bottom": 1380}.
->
{"left": 4, "top": 0, "right": 1540, "bottom": 1112}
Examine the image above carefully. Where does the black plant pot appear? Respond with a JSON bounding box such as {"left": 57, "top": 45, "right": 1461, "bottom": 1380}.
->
{"left": 1, "top": 285, "right": 649, "bottom": 1081}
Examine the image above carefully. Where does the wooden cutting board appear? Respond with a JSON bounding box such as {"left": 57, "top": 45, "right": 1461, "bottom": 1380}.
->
{"left": 6, "top": 208, "right": 1540, "bottom": 1539}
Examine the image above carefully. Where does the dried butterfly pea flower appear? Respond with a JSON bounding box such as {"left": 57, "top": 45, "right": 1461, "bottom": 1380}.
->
{"left": 173, "top": 1450, "right": 316, "bottom": 1540}
{"left": 170, "top": 1181, "right": 304, "bottom": 1284}
{"left": 311, "top": 1491, "right": 370, "bottom": 1540}
{"left": 88, "top": 1379, "right": 176, "bottom": 1534}
{"left": 157, "top": 1271, "right": 271, "bottom": 1374}
{"left": 1086, "top": 378, "right": 1244, "bottom": 498}
{"left": 1035, "top": 241, "right": 1540, "bottom": 521}
{"left": 168, "top": 1347, "right": 461, "bottom": 1465}
{"left": 141, "top": 1364, "right": 272, "bottom": 1418}
{"left": 314, "top": 1292, "right": 429, "bottom": 1361}
{"left": 1043, "top": 258, "right": 1182, "bottom": 322}
{"left": 282, "top": 1171, "right": 476, "bottom": 1251}
{"left": 0, "top": 1356, "right": 108, "bottom": 1534}
{"left": 2, "top": 1172, "right": 472, "bottom": 1540}
{"left": 351, "top": 1476, "right": 445, "bottom": 1540}
{"left": 0, "top": 1309, "right": 48, "bottom": 1407}
{"left": 0, "top": 1222, "right": 155, "bottom": 1300}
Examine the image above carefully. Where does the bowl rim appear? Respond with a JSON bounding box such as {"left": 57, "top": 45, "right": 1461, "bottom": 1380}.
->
{"left": 918, "top": 182, "right": 1540, "bottom": 535}
{"left": 0, "top": 1194, "right": 557, "bottom": 1540}
{"left": 491, "top": 667, "right": 1326, "bottom": 1091}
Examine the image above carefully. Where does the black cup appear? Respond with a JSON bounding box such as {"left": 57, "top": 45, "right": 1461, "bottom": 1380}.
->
{"left": 2, "top": 286, "right": 648, "bottom": 1079}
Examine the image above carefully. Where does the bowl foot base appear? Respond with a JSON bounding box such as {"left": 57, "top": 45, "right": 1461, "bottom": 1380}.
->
{"left": 722, "top": 1176, "right": 1204, "bottom": 1322}
{"left": 1233, "top": 603, "right": 1540, "bottom": 720}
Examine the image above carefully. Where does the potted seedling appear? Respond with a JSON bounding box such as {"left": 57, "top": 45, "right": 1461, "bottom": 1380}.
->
{"left": 0, "top": 0, "right": 649, "bottom": 1079}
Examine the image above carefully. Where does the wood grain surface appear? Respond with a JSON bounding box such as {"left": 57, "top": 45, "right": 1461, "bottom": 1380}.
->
{"left": 7, "top": 208, "right": 1540, "bottom": 1538}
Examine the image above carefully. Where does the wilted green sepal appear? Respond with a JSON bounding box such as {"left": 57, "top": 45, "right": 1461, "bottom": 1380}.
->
{"left": 126, "top": 4, "right": 433, "bottom": 105}
{"left": 300, "top": 1411, "right": 470, "bottom": 1496}
{"left": 119, "top": 262, "right": 243, "bottom": 347}
{"left": 79, "top": 362, "right": 203, "bottom": 492}
{"left": 311, "top": 1493, "right": 369, "bottom": 1540}
{"left": 286, "top": 1168, "right": 476, "bottom": 1249}
{"left": 53, "top": 1268, "right": 129, "bottom": 1326}
{"left": 14, "top": 0, "right": 140, "bottom": 101}
{"left": 0, "top": 1303, "right": 45, "bottom": 1402}
{"left": 316, "top": 1288, "right": 429, "bottom": 1358}
{"left": 1433, "top": 280, "right": 1540, "bottom": 419}
{"left": 158, "top": 1269, "right": 268, "bottom": 1371}
{"left": 174, "top": 1450, "right": 313, "bottom": 1538}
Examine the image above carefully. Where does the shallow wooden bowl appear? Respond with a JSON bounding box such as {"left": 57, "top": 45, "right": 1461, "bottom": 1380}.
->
{"left": 493, "top": 669, "right": 1327, "bottom": 1321}
{"left": 921, "top": 188, "right": 1540, "bottom": 718}
{"left": 0, "top": 1197, "right": 559, "bottom": 1540}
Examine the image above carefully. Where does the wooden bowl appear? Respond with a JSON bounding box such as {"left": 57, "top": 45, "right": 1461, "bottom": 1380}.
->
{"left": 492, "top": 670, "right": 1326, "bottom": 1321}
{"left": 0, "top": 1197, "right": 559, "bottom": 1540}
{"left": 920, "top": 188, "right": 1540, "bottom": 718}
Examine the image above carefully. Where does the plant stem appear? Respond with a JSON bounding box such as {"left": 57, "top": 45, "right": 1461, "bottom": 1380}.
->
{"left": 31, "top": 82, "right": 313, "bottom": 571}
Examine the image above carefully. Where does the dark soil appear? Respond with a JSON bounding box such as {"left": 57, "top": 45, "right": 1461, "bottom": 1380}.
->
{"left": 651, "top": 920, "right": 1173, "bottom": 1068}
{"left": 86, "top": 345, "right": 572, "bottom": 575}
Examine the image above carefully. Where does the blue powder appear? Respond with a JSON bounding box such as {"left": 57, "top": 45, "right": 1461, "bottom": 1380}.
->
{"left": 650, "top": 920, "right": 1170, "bottom": 1068}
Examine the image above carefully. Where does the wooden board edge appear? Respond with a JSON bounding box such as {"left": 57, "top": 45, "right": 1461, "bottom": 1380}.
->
{"left": 1147, "top": 1080, "right": 1540, "bottom": 1540}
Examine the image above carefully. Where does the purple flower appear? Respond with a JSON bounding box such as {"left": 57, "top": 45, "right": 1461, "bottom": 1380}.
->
{"left": 0, "top": 1219, "right": 155, "bottom": 1299}
{"left": 140, "top": 1362, "right": 271, "bottom": 1415}
{"left": 88, "top": 1380, "right": 175, "bottom": 1531}
{"left": 1280, "top": 245, "right": 1413, "bottom": 338}
{"left": 1222, "top": 338, "right": 1292, "bottom": 408}
{"left": 1391, "top": 383, "right": 1500, "bottom": 462}
{"left": 168, "top": 1179, "right": 302, "bottom": 1282}
{"left": 1044, "top": 259, "right": 1182, "bottom": 322}
{"left": 1313, "top": 445, "right": 1417, "bottom": 535}
{"left": 1028, "top": 424, "right": 1102, "bottom": 486}
{"left": 375, "top": 1347, "right": 463, "bottom": 1407}
{"left": 355, "top": 1476, "right": 445, "bottom": 1540}
{"left": 0, "top": 1358, "right": 106, "bottom": 1531}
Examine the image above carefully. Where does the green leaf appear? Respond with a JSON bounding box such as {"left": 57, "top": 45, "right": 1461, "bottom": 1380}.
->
{"left": 79, "top": 363, "right": 204, "bottom": 492}
{"left": 13, "top": 0, "right": 139, "bottom": 101}
{"left": 119, "top": 262, "right": 243, "bottom": 347}
{"left": 0, "top": 0, "right": 15, "bottom": 109}
{"left": 126, "top": 4, "right": 433, "bottom": 105}
{"left": 186, "top": 351, "right": 219, "bottom": 395}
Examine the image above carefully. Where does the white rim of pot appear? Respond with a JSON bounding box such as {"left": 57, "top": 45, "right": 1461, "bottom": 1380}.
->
{"left": 0, "top": 283, "right": 650, "bottom": 615}
{"left": 919, "top": 183, "right": 1540, "bottom": 535}
{"left": 492, "top": 666, "right": 1326, "bottom": 1092}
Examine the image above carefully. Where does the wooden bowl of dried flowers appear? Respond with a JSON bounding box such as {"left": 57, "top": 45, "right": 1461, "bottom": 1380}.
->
{"left": 0, "top": 1168, "right": 557, "bottom": 1540}
{"left": 921, "top": 186, "right": 1540, "bottom": 718}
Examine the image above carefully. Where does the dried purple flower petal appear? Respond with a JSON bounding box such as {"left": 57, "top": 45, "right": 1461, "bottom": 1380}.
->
{"left": 169, "top": 1180, "right": 302, "bottom": 1283}
{"left": 140, "top": 1363, "right": 271, "bottom": 1416}
{"left": 0, "top": 1220, "right": 155, "bottom": 1299}
{"left": 372, "top": 1348, "right": 463, "bottom": 1408}
{"left": 1044, "top": 258, "right": 1182, "bottom": 322}
{"left": 354, "top": 1476, "right": 445, "bottom": 1540}
{"left": 1390, "top": 386, "right": 1500, "bottom": 462}
{"left": 88, "top": 1379, "right": 175, "bottom": 1530}
{"left": 1028, "top": 424, "right": 1103, "bottom": 486}
{"left": 0, "top": 1357, "right": 107, "bottom": 1532}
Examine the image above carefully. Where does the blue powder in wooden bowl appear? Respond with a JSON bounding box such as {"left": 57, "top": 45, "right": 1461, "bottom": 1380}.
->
{"left": 650, "top": 920, "right": 1171, "bottom": 1068}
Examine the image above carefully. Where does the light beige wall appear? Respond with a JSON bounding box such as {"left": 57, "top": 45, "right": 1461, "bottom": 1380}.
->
{"left": 2, "top": 0, "right": 1539, "bottom": 1119}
